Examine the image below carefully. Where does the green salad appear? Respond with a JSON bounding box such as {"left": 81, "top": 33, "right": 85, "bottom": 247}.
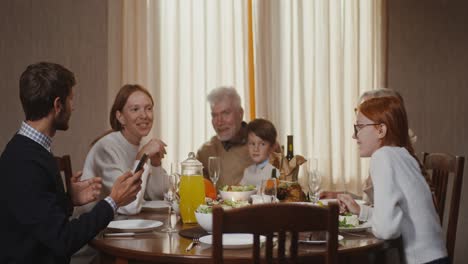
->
{"left": 195, "top": 199, "right": 249, "bottom": 214}
{"left": 196, "top": 204, "right": 213, "bottom": 214}
{"left": 222, "top": 199, "right": 249, "bottom": 208}
{"left": 220, "top": 184, "right": 256, "bottom": 192}
{"left": 339, "top": 213, "right": 360, "bottom": 228}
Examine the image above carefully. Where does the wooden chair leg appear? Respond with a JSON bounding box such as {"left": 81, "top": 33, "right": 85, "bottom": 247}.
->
{"left": 115, "top": 257, "right": 129, "bottom": 264}
{"left": 98, "top": 253, "right": 128, "bottom": 264}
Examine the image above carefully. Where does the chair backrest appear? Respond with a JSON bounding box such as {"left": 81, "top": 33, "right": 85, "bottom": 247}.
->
{"left": 55, "top": 155, "right": 73, "bottom": 198}
{"left": 422, "top": 152, "right": 465, "bottom": 261}
{"left": 212, "top": 202, "right": 339, "bottom": 264}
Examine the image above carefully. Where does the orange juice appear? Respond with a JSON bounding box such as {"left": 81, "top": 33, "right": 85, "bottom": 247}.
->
{"left": 179, "top": 174, "right": 205, "bottom": 223}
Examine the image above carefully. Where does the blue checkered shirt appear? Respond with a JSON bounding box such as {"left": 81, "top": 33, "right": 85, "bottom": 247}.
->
{"left": 18, "top": 121, "right": 52, "bottom": 152}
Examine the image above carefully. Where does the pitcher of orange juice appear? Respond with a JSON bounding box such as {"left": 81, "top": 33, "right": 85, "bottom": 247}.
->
{"left": 179, "top": 152, "right": 205, "bottom": 224}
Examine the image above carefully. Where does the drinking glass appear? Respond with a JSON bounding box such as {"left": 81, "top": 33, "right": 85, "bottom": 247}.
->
{"left": 307, "top": 158, "right": 321, "bottom": 203}
{"left": 161, "top": 164, "right": 179, "bottom": 233}
{"left": 170, "top": 161, "right": 181, "bottom": 196}
{"left": 208, "top": 156, "right": 221, "bottom": 189}
{"left": 260, "top": 179, "right": 277, "bottom": 203}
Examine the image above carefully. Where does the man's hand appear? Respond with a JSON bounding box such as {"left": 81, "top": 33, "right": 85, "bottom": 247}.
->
{"left": 70, "top": 171, "right": 102, "bottom": 206}
{"left": 109, "top": 170, "right": 143, "bottom": 207}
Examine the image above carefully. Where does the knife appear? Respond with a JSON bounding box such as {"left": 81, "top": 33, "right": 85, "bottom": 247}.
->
{"left": 104, "top": 232, "right": 154, "bottom": 237}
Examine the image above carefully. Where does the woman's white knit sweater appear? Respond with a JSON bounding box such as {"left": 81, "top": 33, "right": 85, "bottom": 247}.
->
{"left": 78, "top": 131, "right": 166, "bottom": 215}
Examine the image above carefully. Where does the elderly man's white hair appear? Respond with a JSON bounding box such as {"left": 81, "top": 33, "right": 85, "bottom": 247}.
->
{"left": 207, "top": 86, "right": 242, "bottom": 110}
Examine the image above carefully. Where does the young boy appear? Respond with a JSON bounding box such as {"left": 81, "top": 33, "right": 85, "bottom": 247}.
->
{"left": 240, "top": 118, "right": 280, "bottom": 188}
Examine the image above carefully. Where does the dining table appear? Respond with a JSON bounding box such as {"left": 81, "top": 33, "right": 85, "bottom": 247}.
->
{"left": 90, "top": 205, "right": 399, "bottom": 264}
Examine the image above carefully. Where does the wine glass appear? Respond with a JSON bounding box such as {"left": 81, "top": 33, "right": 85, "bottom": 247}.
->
{"left": 260, "top": 178, "right": 277, "bottom": 203}
{"left": 208, "top": 156, "right": 221, "bottom": 189}
{"left": 307, "top": 158, "right": 321, "bottom": 204}
{"left": 161, "top": 165, "right": 179, "bottom": 233}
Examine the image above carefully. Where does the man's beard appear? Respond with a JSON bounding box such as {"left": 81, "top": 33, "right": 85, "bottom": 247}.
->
{"left": 53, "top": 109, "right": 71, "bottom": 131}
{"left": 216, "top": 129, "right": 234, "bottom": 141}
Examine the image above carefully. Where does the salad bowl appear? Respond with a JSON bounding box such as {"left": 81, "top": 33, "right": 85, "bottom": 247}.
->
{"left": 195, "top": 211, "right": 213, "bottom": 233}
{"left": 195, "top": 201, "right": 250, "bottom": 232}
{"left": 219, "top": 185, "right": 257, "bottom": 201}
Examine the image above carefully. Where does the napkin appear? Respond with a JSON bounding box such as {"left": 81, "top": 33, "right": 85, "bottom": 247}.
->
{"left": 269, "top": 153, "right": 306, "bottom": 181}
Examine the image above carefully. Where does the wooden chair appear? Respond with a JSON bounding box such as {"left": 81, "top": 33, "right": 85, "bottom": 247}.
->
{"left": 55, "top": 154, "right": 73, "bottom": 198}
{"left": 422, "top": 152, "right": 465, "bottom": 262}
{"left": 212, "top": 202, "right": 339, "bottom": 264}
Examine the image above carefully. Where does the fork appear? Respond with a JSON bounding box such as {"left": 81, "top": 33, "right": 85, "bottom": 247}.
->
{"left": 185, "top": 237, "right": 200, "bottom": 252}
{"left": 340, "top": 231, "right": 367, "bottom": 238}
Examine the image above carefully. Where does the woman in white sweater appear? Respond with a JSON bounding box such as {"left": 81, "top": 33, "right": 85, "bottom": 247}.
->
{"left": 72, "top": 84, "right": 168, "bottom": 264}
{"left": 77, "top": 84, "right": 167, "bottom": 215}
{"left": 338, "top": 96, "right": 447, "bottom": 264}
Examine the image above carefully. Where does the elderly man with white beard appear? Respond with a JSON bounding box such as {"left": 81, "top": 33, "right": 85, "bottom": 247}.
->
{"left": 197, "top": 87, "right": 254, "bottom": 186}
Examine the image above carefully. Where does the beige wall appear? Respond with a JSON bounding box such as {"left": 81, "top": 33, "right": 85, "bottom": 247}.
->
{"left": 0, "top": 0, "right": 113, "bottom": 168}
{"left": 388, "top": 1, "right": 468, "bottom": 263}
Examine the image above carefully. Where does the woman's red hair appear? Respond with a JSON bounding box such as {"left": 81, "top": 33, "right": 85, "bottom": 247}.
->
{"left": 358, "top": 96, "right": 427, "bottom": 178}
{"left": 90, "top": 84, "right": 154, "bottom": 146}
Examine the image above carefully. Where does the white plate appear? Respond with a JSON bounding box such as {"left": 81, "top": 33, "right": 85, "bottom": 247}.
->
{"left": 339, "top": 221, "right": 371, "bottom": 232}
{"left": 199, "top": 234, "right": 266, "bottom": 249}
{"left": 299, "top": 235, "right": 344, "bottom": 244}
{"left": 288, "top": 202, "right": 315, "bottom": 206}
{"left": 320, "top": 199, "right": 367, "bottom": 206}
{"left": 107, "top": 219, "right": 163, "bottom": 232}
{"left": 142, "top": 200, "right": 171, "bottom": 209}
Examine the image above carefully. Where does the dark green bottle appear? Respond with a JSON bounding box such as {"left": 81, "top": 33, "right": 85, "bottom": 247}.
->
{"left": 286, "top": 135, "right": 294, "bottom": 161}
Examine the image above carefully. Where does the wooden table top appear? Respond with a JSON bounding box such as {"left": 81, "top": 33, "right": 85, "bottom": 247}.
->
{"left": 90, "top": 208, "right": 387, "bottom": 264}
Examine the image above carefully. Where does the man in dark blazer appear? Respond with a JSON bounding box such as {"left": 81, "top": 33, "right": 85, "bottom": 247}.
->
{"left": 0, "top": 62, "right": 143, "bottom": 264}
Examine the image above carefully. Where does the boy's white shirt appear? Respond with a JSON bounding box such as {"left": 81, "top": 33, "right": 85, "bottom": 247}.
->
{"left": 241, "top": 160, "right": 280, "bottom": 191}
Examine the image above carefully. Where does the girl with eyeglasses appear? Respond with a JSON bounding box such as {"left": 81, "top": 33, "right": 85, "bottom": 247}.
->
{"left": 337, "top": 96, "right": 447, "bottom": 264}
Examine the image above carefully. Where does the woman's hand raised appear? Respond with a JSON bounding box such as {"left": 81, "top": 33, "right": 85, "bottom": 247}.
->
{"left": 138, "top": 138, "right": 167, "bottom": 167}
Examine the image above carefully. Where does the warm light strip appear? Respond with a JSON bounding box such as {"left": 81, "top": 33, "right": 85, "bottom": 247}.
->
{"left": 247, "top": 0, "right": 256, "bottom": 120}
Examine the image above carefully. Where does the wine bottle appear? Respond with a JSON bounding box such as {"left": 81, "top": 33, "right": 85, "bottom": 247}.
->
{"left": 286, "top": 135, "right": 294, "bottom": 161}
{"left": 272, "top": 168, "right": 285, "bottom": 200}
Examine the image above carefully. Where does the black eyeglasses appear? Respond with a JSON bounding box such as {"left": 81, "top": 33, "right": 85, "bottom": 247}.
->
{"left": 353, "top": 123, "right": 380, "bottom": 137}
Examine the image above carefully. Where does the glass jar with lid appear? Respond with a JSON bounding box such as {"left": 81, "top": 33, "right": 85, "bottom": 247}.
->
{"left": 179, "top": 152, "right": 205, "bottom": 223}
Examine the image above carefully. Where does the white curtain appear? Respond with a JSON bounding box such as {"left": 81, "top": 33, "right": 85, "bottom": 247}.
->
{"left": 253, "top": 0, "right": 385, "bottom": 193}
{"left": 120, "top": 0, "right": 251, "bottom": 165}
{"left": 118, "top": 0, "right": 385, "bottom": 195}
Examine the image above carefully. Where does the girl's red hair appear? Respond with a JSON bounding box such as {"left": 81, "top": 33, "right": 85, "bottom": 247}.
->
{"left": 358, "top": 96, "right": 411, "bottom": 149}
{"left": 358, "top": 96, "right": 427, "bottom": 178}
